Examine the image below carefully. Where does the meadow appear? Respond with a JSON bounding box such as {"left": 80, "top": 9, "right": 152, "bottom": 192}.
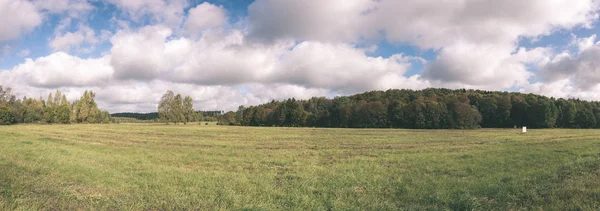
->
{"left": 0, "top": 124, "right": 599, "bottom": 210}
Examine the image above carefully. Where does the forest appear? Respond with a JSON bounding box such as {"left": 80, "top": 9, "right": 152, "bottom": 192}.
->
{"left": 219, "top": 88, "right": 600, "bottom": 129}
{"left": 0, "top": 85, "right": 111, "bottom": 125}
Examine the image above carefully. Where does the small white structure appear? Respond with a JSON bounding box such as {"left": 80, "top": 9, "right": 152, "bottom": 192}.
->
{"left": 522, "top": 126, "right": 527, "bottom": 133}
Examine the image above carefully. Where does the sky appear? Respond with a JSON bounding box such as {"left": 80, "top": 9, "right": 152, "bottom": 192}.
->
{"left": 1, "top": 0, "right": 600, "bottom": 113}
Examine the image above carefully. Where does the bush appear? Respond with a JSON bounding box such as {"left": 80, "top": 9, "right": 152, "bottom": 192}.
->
{"left": 0, "top": 107, "right": 13, "bottom": 125}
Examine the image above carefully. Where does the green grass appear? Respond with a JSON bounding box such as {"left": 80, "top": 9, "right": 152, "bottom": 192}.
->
{"left": 0, "top": 124, "right": 599, "bottom": 210}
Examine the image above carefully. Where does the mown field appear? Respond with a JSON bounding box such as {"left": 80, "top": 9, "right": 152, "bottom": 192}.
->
{"left": 0, "top": 124, "right": 599, "bottom": 210}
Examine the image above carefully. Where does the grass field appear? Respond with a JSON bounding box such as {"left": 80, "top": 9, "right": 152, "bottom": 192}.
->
{"left": 1, "top": 124, "right": 599, "bottom": 210}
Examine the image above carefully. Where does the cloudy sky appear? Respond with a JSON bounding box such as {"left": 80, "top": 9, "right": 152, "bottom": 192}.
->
{"left": 1, "top": 0, "right": 600, "bottom": 112}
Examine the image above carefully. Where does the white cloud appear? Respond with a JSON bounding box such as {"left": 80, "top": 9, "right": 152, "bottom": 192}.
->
{"left": 522, "top": 79, "right": 600, "bottom": 101}
{"left": 269, "top": 42, "right": 417, "bottom": 93}
{"left": 184, "top": 2, "right": 227, "bottom": 35}
{"left": 423, "top": 43, "right": 551, "bottom": 89}
{"left": 2, "top": 52, "right": 113, "bottom": 88}
{"left": 539, "top": 43, "right": 600, "bottom": 90}
{"left": 110, "top": 25, "right": 174, "bottom": 80}
{"left": 249, "top": 0, "right": 599, "bottom": 48}
{"left": 370, "top": 0, "right": 598, "bottom": 49}
{"left": 248, "top": 0, "right": 373, "bottom": 42}
{"left": 168, "top": 30, "right": 293, "bottom": 85}
{"left": 50, "top": 32, "right": 84, "bottom": 52}
{"left": 248, "top": 0, "right": 599, "bottom": 89}
{"left": 108, "top": 25, "right": 427, "bottom": 94}
{"left": 0, "top": 0, "right": 42, "bottom": 42}
{"left": 50, "top": 25, "right": 104, "bottom": 52}
{"left": 109, "top": 26, "right": 291, "bottom": 83}
{"left": 572, "top": 34, "right": 597, "bottom": 53}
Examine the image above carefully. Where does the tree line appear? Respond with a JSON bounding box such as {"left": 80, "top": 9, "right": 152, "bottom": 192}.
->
{"left": 0, "top": 85, "right": 111, "bottom": 125}
{"left": 111, "top": 112, "right": 160, "bottom": 120}
{"left": 111, "top": 111, "right": 223, "bottom": 122}
{"left": 219, "top": 88, "right": 600, "bottom": 129}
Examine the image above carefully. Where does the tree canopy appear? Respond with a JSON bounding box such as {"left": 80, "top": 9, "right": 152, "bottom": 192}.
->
{"left": 158, "top": 90, "right": 198, "bottom": 124}
{"left": 219, "top": 88, "right": 600, "bottom": 129}
{"left": 0, "top": 85, "right": 111, "bottom": 125}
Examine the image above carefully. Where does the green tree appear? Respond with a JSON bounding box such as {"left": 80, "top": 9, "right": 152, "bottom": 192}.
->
{"left": 351, "top": 101, "right": 388, "bottom": 128}
{"left": 183, "top": 96, "right": 196, "bottom": 124}
{"left": 556, "top": 99, "right": 576, "bottom": 128}
{"left": 0, "top": 106, "right": 12, "bottom": 125}
{"left": 55, "top": 94, "right": 71, "bottom": 124}
{"left": 218, "top": 111, "right": 236, "bottom": 125}
{"left": 158, "top": 90, "right": 175, "bottom": 124}
{"left": 575, "top": 109, "right": 596, "bottom": 128}
{"left": 23, "top": 97, "right": 43, "bottom": 123}
{"left": 73, "top": 90, "right": 102, "bottom": 123}
{"left": 450, "top": 95, "right": 482, "bottom": 129}
{"left": 43, "top": 93, "right": 55, "bottom": 123}
{"left": 172, "top": 94, "right": 185, "bottom": 124}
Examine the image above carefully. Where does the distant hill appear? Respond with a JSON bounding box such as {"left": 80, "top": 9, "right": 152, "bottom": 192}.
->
{"left": 111, "top": 112, "right": 159, "bottom": 120}
{"left": 111, "top": 111, "right": 225, "bottom": 121}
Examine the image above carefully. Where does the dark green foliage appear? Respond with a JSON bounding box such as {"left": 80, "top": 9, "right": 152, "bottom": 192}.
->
{"left": 111, "top": 112, "right": 159, "bottom": 120}
{"left": 224, "top": 88, "right": 600, "bottom": 129}
{"left": 575, "top": 109, "right": 596, "bottom": 128}
{"left": 0, "top": 106, "right": 12, "bottom": 125}
{"left": 556, "top": 99, "right": 577, "bottom": 128}
{"left": 351, "top": 101, "right": 388, "bottom": 128}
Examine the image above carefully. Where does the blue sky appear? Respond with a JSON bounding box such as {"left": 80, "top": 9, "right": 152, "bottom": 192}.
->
{"left": 1, "top": 0, "right": 600, "bottom": 112}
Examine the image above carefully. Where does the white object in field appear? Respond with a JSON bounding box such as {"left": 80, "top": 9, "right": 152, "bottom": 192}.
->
{"left": 522, "top": 126, "right": 527, "bottom": 133}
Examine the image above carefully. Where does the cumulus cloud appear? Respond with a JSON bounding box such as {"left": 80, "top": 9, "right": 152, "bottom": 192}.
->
{"left": 572, "top": 34, "right": 597, "bottom": 53}
{"left": 50, "top": 32, "right": 85, "bottom": 52}
{"left": 522, "top": 79, "right": 600, "bottom": 101}
{"left": 371, "top": 0, "right": 598, "bottom": 49}
{"left": 50, "top": 25, "right": 106, "bottom": 53}
{"left": 108, "top": 25, "right": 425, "bottom": 93}
{"left": 110, "top": 25, "right": 174, "bottom": 80}
{"left": 250, "top": 0, "right": 599, "bottom": 47}
{"left": 184, "top": 2, "right": 227, "bottom": 35}
{"left": 269, "top": 42, "right": 417, "bottom": 93}
{"left": 109, "top": 26, "right": 287, "bottom": 84}
{"left": 168, "top": 30, "right": 293, "bottom": 85}
{"left": 0, "top": 0, "right": 42, "bottom": 42}
{"left": 423, "top": 43, "right": 551, "bottom": 89}
{"left": 248, "top": 0, "right": 599, "bottom": 89}
{"left": 539, "top": 43, "right": 600, "bottom": 90}
{"left": 2, "top": 52, "right": 113, "bottom": 88}
{"left": 248, "top": 0, "right": 373, "bottom": 42}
